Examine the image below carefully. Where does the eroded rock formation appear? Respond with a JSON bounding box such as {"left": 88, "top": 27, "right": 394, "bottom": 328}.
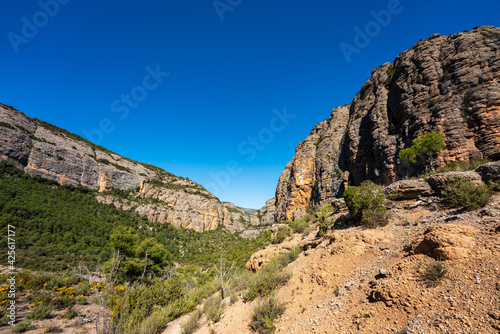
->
{"left": 276, "top": 26, "right": 500, "bottom": 221}
{"left": 0, "top": 105, "right": 255, "bottom": 232}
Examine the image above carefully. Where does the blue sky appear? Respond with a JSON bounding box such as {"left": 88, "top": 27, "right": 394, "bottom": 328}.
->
{"left": 1, "top": 1, "right": 499, "bottom": 208}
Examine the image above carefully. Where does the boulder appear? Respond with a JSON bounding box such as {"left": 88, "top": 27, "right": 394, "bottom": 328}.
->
{"left": 475, "top": 161, "right": 500, "bottom": 184}
{"left": 408, "top": 224, "right": 478, "bottom": 260}
{"left": 384, "top": 179, "right": 434, "bottom": 200}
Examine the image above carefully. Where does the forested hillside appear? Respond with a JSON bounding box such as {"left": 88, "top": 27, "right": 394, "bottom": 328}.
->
{"left": 0, "top": 161, "right": 269, "bottom": 273}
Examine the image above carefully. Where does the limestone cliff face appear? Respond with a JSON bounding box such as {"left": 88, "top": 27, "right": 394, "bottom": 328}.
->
{"left": 0, "top": 105, "right": 225, "bottom": 232}
{"left": 0, "top": 106, "right": 152, "bottom": 190}
{"left": 276, "top": 26, "right": 500, "bottom": 221}
{"left": 276, "top": 106, "right": 350, "bottom": 221}
{"left": 255, "top": 198, "right": 277, "bottom": 226}
{"left": 221, "top": 202, "right": 260, "bottom": 232}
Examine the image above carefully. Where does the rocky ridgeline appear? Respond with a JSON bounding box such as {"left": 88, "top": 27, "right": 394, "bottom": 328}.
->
{"left": 0, "top": 104, "right": 274, "bottom": 233}
{"left": 276, "top": 26, "right": 500, "bottom": 221}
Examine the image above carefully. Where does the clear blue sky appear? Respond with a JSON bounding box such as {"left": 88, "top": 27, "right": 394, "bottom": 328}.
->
{"left": 1, "top": 1, "right": 499, "bottom": 208}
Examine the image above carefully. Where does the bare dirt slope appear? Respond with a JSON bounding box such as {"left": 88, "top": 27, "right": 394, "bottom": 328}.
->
{"left": 193, "top": 195, "right": 500, "bottom": 334}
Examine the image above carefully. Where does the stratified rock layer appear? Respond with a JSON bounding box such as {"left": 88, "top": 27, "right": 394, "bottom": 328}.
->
{"left": 276, "top": 27, "right": 500, "bottom": 221}
{"left": 0, "top": 105, "right": 256, "bottom": 232}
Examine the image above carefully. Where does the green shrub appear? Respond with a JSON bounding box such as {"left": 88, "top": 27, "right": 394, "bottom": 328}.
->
{"left": 442, "top": 177, "right": 491, "bottom": 210}
{"left": 203, "top": 295, "right": 223, "bottom": 322}
{"left": 385, "top": 65, "right": 394, "bottom": 89}
{"left": 360, "top": 207, "right": 389, "bottom": 229}
{"left": 0, "top": 121, "right": 16, "bottom": 130}
{"left": 250, "top": 295, "right": 286, "bottom": 334}
{"left": 489, "top": 180, "right": 500, "bottom": 191}
{"left": 436, "top": 157, "right": 492, "bottom": 173}
{"left": 76, "top": 296, "right": 88, "bottom": 305}
{"left": 121, "top": 277, "right": 185, "bottom": 328}
{"left": 343, "top": 181, "right": 388, "bottom": 228}
{"left": 12, "top": 320, "right": 35, "bottom": 333}
{"left": 276, "top": 248, "right": 302, "bottom": 268}
{"left": 318, "top": 204, "right": 333, "bottom": 236}
{"left": 423, "top": 260, "right": 448, "bottom": 286}
{"left": 52, "top": 295, "right": 75, "bottom": 310}
{"left": 288, "top": 218, "right": 310, "bottom": 235}
{"left": 30, "top": 290, "right": 52, "bottom": 305}
{"left": 230, "top": 292, "right": 238, "bottom": 304}
{"left": 181, "top": 310, "right": 201, "bottom": 334}
{"left": 43, "top": 326, "right": 63, "bottom": 333}
{"left": 27, "top": 303, "right": 53, "bottom": 320}
{"left": 388, "top": 123, "right": 397, "bottom": 135}
{"left": 244, "top": 259, "right": 291, "bottom": 302}
{"left": 77, "top": 282, "right": 92, "bottom": 296}
{"left": 63, "top": 306, "right": 80, "bottom": 319}
{"left": 271, "top": 226, "right": 291, "bottom": 244}
{"left": 135, "top": 303, "right": 183, "bottom": 334}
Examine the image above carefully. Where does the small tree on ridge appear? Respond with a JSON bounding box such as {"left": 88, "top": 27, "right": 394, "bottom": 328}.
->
{"left": 399, "top": 131, "right": 446, "bottom": 173}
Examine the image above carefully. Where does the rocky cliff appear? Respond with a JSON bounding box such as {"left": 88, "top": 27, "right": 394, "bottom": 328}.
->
{"left": 0, "top": 104, "right": 258, "bottom": 233}
{"left": 276, "top": 26, "right": 500, "bottom": 221}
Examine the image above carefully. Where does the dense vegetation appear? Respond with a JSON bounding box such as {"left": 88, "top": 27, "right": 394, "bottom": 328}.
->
{"left": 0, "top": 161, "right": 280, "bottom": 332}
{"left": 0, "top": 161, "right": 267, "bottom": 272}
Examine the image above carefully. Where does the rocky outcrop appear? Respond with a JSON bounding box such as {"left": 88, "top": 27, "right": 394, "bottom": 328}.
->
{"left": 222, "top": 202, "right": 260, "bottom": 232}
{"left": 253, "top": 198, "right": 277, "bottom": 225}
{"left": 476, "top": 161, "right": 500, "bottom": 184}
{"left": 384, "top": 179, "right": 434, "bottom": 200}
{"left": 408, "top": 224, "right": 478, "bottom": 260}
{"left": 425, "top": 171, "right": 483, "bottom": 194}
{"left": 0, "top": 105, "right": 228, "bottom": 232}
{"left": 1, "top": 105, "right": 155, "bottom": 189}
{"left": 276, "top": 105, "right": 350, "bottom": 221}
{"left": 276, "top": 26, "right": 500, "bottom": 221}
{"left": 245, "top": 235, "right": 322, "bottom": 272}
{"left": 384, "top": 161, "right": 500, "bottom": 200}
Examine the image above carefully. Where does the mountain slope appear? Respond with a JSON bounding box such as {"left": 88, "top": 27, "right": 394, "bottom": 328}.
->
{"left": 0, "top": 104, "right": 264, "bottom": 232}
{"left": 194, "top": 193, "right": 500, "bottom": 334}
{"left": 276, "top": 26, "right": 500, "bottom": 221}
